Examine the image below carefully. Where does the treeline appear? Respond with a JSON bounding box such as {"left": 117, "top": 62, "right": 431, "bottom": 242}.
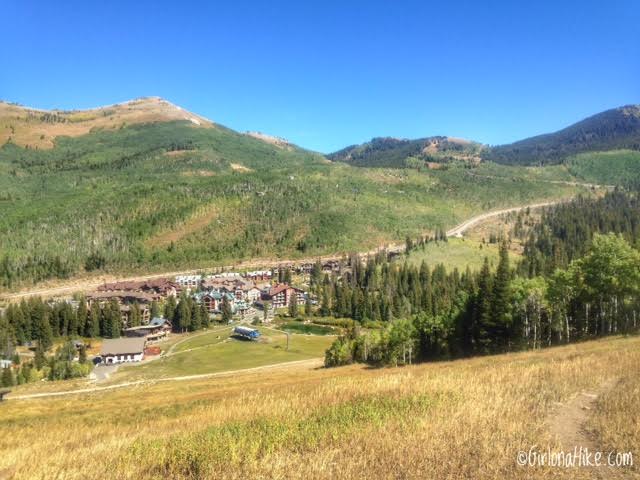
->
{"left": 1, "top": 339, "right": 93, "bottom": 387}
{"left": 2, "top": 297, "right": 131, "bottom": 352}
{"left": 324, "top": 227, "right": 640, "bottom": 367}
{"left": 0, "top": 293, "right": 217, "bottom": 385}
{"left": 0, "top": 293, "right": 217, "bottom": 357}
{"left": 517, "top": 190, "right": 640, "bottom": 277}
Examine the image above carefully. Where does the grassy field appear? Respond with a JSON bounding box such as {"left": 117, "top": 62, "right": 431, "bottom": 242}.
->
{"left": 403, "top": 238, "right": 507, "bottom": 272}
{"left": 278, "top": 321, "right": 337, "bottom": 335}
{"left": 106, "top": 326, "right": 334, "bottom": 383}
{"left": 1, "top": 335, "right": 638, "bottom": 479}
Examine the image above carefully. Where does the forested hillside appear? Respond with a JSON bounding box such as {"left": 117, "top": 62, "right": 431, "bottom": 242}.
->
{"left": 330, "top": 106, "right": 640, "bottom": 175}
{"left": 0, "top": 100, "right": 584, "bottom": 291}
{"left": 517, "top": 190, "right": 640, "bottom": 276}
{"left": 328, "top": 136, "right": 484, "bottom": 168}
{"left": 486, "top": 105, "right": 640, "bottom": 165}
{"left": 323, "top": 191, "right": 640, "bottom": 367}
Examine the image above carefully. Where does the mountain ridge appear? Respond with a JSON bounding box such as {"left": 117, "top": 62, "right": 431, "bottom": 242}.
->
{"left": 328, "top": 104, "right": 640, "bottom": 168}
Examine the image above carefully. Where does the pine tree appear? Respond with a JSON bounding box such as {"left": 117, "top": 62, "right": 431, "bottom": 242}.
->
{"left": 190, "top": 302, "right": 202, "bottom": 331}
{"left": 1, "top": 366, "right": 14, "bottom": 387}
{"left": 320, "top": 286, "right": 331, "bottom": 317}
{"left": 221, "top": 295, "right": 233, "bottom": 323}
{"left": 474, "top": 257, "right": 493, "bottom": 352}
{"left": 88, "top": 302, "right": 101, "bottom": 338}
{"left": 174, "top": 294, "right": 192, "bottom": 332}
{"left": 150, "top": 300, "right": 161, "bottom": 319}
{"left": 305, "top": 296, "right": 313, "bottom": 316}
{"left": 101, "top": 302, "right": 112, "bottom": 337}
{"left": 490, "top": 241, "right": 512, "bottom": 349}
{"left": 200, "top": 303, "right": 210, "bottom": 328}
{"left": 34, "top": 343, "right": 46, "bottom": 370}
{"left": 129, "top": 303, "right": 142, "bottom": 327}
{"left": 76, "top": 300, "right": 88, "bottom": 338}
{"left": 164, "top": 296, "right": 177, "bottom": 322}
{"left": 33, "top": 309, "right": 53, "bottom": 351}
{"left": 288, "top": 291, "right": 299, "bottom": 318}
{"left": 109, "top": 299, "right": 121, "bottom": 338}
{"left": 78, "top": 345, "right": 87, "bottom": 364}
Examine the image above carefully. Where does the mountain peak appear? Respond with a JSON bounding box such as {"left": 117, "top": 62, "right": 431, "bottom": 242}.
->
{"left": 0, "top": 96, "right": 214, "bottom": 149}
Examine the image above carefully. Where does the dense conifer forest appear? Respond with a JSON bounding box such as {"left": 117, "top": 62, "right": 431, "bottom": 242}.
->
{"left": 323, "top": 191, "right": 640, "bottom": 367}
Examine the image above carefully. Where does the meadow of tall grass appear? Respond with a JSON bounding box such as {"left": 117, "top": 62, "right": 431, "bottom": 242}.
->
{"left": 1, "top": 335, "right": 638, "bottom": 479}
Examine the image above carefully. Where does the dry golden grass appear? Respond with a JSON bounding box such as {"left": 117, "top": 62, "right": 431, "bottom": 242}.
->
{"left": 229, "top": 162, "right": 254, "bottom": 173}
{"left": 0, "top": 336, "right": 638, "bottom": 479}
{"left": 0, "top": 97, "right": 213, "bottom": 149}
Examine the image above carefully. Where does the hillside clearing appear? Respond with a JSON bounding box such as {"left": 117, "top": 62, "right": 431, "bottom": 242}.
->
{"left": 105, "top": 327, "right": 334, "bottom": 383}
{"left": 1, "top": 336, "right": 638, "bottom": 479}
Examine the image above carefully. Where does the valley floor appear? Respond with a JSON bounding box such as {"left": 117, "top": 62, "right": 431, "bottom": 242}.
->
{"left": 1, "top": 335, "right": 638, "bottom": 479}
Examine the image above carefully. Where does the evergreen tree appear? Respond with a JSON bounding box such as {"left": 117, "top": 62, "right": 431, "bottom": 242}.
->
{"left": 33, "top": 309, "right": 53, "bottom": 351}
{"left": 288, "top": 291, "right": 299, "bottom": 318}
{"left": 1, "top": 366, "right": 14, "bottom": 387}
{"left": 221, "top": 295, "right": 233, "bottom": 323}
{"left": 87, "top": 303, "right": 101, "bottom": 338}
{"left": 129, "top": 303, "right": 142, "bottom": 327}
{"left": 101, "top": 302, "right": 112, "bottom": 337}
{"left": 200, "top": 303, "right": 210, "bottom": 328}
{"left": 164, "top": 296, "right": 177, "bottom": 322}
{"left": 76, "top": 300, "right": 88, "bottom": 337}
{"left": 109, "top": 299, "right": 122, "bottom": 338}
{"left": 175, "top": 294, "right": 192, "bottom": 332}
{"left": 150, "top": 300, "right": 161, "bottom": 319}
{"left": 320, "top": 286, "right": 331, "bottom": 317}
{"left": 474, "top": 257, "right": 493, "bottom": 352}
{"left": 190, "top": 302, "right": 202, "bottom": 331}
{"left": 490, "top": 242, "right": 512, "bottom": 349}
{"left": 34, "top": 343, "right": 46, "bottom": 370}
{"left": 78, "top": 345, "right": 87, "bottom": 364}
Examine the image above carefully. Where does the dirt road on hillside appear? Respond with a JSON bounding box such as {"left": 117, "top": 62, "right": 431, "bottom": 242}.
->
{"left": 0, "top": 199, "right": 568, "bottom": 302}
{"left": 445, "top": 201, "right": 561, "bottom": 237}
{"left": 8, "top": 358, "right": 324, "bottom": 401}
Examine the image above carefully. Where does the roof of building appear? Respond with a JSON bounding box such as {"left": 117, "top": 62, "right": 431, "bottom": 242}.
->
{"left": 87, "top": 291, "right": 157, "bottom": 303}
{"left": 97, "top": 278, "right": 178, "bottom": 293}
{"left": 149, "top": 317, "right": 168, "bottom": 327}
{"left": 100, "top": 337, "right": 146, "bottom": 356}
{"left": 269, "top": 283, "right": 302, "bottom": 296}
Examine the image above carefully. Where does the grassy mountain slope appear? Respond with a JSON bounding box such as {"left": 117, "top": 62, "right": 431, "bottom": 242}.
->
{"left": 0, "top": 97, "right": 216, "bottom": 149}
{"left": 0, "top": 99, "right": 588, "bottom": 291}
{"left": 486, "top": 105, "right": 640, "bottom": 165}
{"left": 2, "top": 335, "right": 639, "bottom": 479}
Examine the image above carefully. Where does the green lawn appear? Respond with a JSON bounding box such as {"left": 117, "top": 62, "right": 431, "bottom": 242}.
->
{"left": 172, "top": 325, "right": 234, "bottom": 352}
{"left": 110, "top": 327, "right": 333, "bottom": 382}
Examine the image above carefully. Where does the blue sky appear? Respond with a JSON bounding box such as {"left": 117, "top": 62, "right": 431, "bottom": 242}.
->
{"left": 2, "top": 0, "right": 639, "bottom": 152}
